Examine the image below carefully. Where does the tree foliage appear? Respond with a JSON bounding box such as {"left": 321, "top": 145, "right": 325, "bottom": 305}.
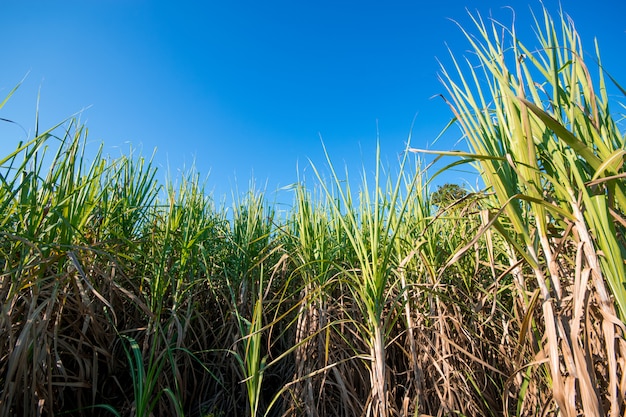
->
{"left": 430, "top": 183, "right": 467, "bottom": 208}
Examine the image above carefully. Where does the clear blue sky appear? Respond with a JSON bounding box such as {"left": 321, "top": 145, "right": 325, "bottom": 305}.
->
{"left": 1, "top": 1, "right": 624, "bottom": 203}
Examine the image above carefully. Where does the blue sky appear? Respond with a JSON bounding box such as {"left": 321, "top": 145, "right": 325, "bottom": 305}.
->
{"left": 1, "top": 1, "right": 624, "bottom": 204}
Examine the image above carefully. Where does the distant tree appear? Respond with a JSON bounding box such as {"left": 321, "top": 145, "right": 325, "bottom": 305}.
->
{"left": 431, "top": 183, "right": 468, "bottom": 208}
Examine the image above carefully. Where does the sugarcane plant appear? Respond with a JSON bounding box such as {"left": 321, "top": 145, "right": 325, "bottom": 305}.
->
{"left": 426, "top": 6, "right": 626, "bottom": 416}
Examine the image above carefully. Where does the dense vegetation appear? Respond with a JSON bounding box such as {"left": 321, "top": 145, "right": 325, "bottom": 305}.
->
{"left": 1, "top": 8, "right": 625, "bottom": 417}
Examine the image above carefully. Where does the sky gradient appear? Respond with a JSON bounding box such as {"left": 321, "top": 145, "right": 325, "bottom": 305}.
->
{"left": 1, "top": 1, "right": 625, "bottom": 203}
